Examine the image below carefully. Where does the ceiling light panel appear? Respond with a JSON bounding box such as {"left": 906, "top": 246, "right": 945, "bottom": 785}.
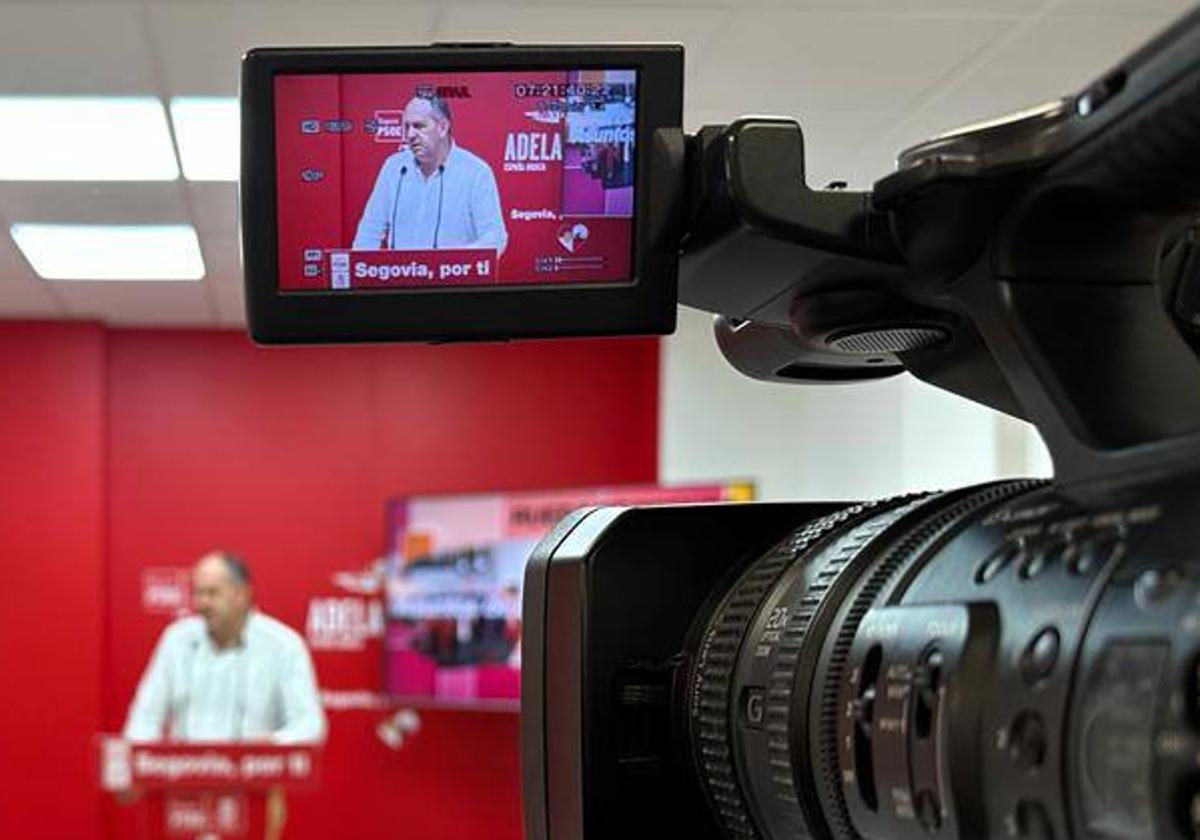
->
{"left": 170, "top": 96, "right": 239, "bottom": 181}
{"left": 11, "top": 224, "right": 205, "bottom": 281}
{"left": 0, "top": 96, "right": 179, "bottom": 181}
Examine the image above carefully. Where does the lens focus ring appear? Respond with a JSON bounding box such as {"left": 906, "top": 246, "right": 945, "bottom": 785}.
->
{"left": 758, "top": 496, "right": 936, "bottom": 838}
{"left": 812, "top": 480, "right": 1043, "bottom": 840}
{"left": 688, "top": 503, "right": 883, "bottom": 838}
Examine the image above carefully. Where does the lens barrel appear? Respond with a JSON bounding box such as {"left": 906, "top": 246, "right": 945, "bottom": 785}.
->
{"left": 680, "top": 477, "right": 1173, "bottom": 840}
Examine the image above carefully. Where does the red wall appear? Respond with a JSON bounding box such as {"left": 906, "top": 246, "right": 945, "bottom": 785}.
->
{"left": 0, "top": 323, "right": 658, "bottom": 839}
{"left": 0, "top": 323, "right": 106, "bottom": 838}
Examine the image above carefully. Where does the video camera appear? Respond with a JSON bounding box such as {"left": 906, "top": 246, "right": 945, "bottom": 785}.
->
{"left": 240, "top": 7, "right": 1200, "bottom": 839}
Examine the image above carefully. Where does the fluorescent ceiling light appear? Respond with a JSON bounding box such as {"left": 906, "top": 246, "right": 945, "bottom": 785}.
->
{"left": 11, "top": 224, "right": 205, "bottom": 281}
{"left": 170, "top": 97, "right": 239, "bottom": 181}
{"left": 0, "top": 97, "right": 179, "bottom": 181}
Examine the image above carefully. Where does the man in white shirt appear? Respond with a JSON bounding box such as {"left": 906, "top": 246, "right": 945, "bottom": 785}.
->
{"left": 123, "top": 551, "right": 326, "bottom": 744}
{"left": 352, "top": 94, "right": 508, "bottom": 256}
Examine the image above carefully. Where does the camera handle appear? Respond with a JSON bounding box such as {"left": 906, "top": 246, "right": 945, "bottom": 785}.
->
{"left": 679, "top": 120, "right": 937, "bottom": 385}
{"left": 678, "top": 25, "right": 1200, "bottom": 487}
{"left": 911, "top": 40, "right": 1200, "bottom": 487}
{"left": 679, "top": 146, "right": 1200, "bottom": 486}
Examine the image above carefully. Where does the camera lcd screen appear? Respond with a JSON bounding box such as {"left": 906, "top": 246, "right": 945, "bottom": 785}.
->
{"left": 241, "top": 46, "right": 683, "bottom": 344}
{"left": 274, "top": 70, "right": 638, "bottom": 292}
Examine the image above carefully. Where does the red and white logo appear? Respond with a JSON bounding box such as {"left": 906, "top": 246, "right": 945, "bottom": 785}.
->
{"left": 523, "top": 108, "right": 564, "bottom": 125}
{"left": 372, "top": 110, "right": 406, "bottom": 144}
{"left": 556, "top": 222, "right": 590, "bottom": 254}
{"left": 141, "top": 568, "right": 190, "bottom": 615}
{"left": 331, "top": 568, "right": 382, "bottom": 595}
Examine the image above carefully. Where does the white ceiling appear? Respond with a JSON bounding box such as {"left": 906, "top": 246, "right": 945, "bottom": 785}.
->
{"left": 0, "top": 0, "right": 1192, "bottom": 328}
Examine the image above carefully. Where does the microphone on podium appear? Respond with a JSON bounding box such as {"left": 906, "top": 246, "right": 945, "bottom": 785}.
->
{"left": 384, "top": 164, "right": 409, "bottom": 248}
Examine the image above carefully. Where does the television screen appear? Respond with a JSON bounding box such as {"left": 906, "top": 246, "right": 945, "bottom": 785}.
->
{"left": 273, "top": 69, "right": 638, "bottom": 293}
{"left": 241, "top": 45, "right": 683, "bottom": 342}
{"left": 382, "top": 482, "right": 754, "bottom": 708}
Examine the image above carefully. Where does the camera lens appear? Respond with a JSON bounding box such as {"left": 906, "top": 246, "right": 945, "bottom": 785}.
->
{"left": 684, "top": 480, "right": 1050, "bottom": 840}
{"left": 669, "top": 465, "right": 1200, "bottom": 840}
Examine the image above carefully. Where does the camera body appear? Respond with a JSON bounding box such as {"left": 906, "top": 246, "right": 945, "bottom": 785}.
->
{"left": 515, "top": 8, "right": 1200, "bottom": 840}
{"left": 239, "top": 6, "right": 1200, "bottom": 839}
{"left": 523, "top": 475, "right": 1200, "bottom": 840}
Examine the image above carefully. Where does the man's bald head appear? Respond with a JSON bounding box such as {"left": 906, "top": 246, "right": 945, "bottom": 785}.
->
{"left": 403, "top": 95, "right": 452, "bottom": 174}
{"left": 193, "top": 551, "right": 253, "bottom": 647}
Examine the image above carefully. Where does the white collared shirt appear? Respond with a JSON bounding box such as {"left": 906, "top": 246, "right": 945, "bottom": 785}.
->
{"left": 123, "top": 611, "right": 326, "bottom": 744}
{"left": 351, "top": 142, "right": 508, "bottom": 252}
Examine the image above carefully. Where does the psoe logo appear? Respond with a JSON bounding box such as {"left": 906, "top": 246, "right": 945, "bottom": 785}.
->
{"left": 370, "top": 110, "right": 406, "bottom": 144}
{"left": 141, "top": 568, "right": 190, "bottom": 615}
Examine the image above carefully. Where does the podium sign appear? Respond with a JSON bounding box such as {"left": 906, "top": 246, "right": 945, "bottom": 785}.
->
{"left": 326, "top": 248, "right": 497, "bottom": 289}
{"left": 99, "top": 737, "right": 321, "bottom": 792}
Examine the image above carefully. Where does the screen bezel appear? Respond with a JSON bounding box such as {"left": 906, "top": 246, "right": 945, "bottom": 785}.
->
{"left": 241, "top": 45, "right": 683, "bottom": 343}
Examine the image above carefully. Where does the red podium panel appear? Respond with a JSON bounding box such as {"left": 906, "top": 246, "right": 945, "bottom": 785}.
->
{"left": 325, "top": 248, "right": 497, "bottom": 289}
{"left": 99, "top": 737, "right": 321, "bottom": 839}
{"left": 100, "top": 738, "right": 321, "bottom": 791}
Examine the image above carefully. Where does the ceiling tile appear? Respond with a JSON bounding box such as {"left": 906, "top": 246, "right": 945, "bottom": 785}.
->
{"left": 0, "top": 0, "right": 1192, "bottom": 327}
{"left": 217, "top": 292, "right": 247, "bottom": 329}
{"left": 53, "top": 280, "right": 216, "bottom": 327}
{"left": 0, "top": 4, "right": 156, "bottom": 93}
{"left": 436, "top": 5, "right": 724, "bottom": 53}
{"left": 0, "top": 238, "right": 65, "bottom": 318}
{"left": 1054, "top": 0, "right": 1193, "bottom": 15}
{"left": 0, "top": 182, "right": 191, "bottom": 226}
{"left": 199, "top": 233, "right": 247, "bottom": 326}
{"left": 731, "top": 0, "right": 1042, "bottom": 9}
{"left": 694, "top": 12, "right": 1017, "bottom": 116}
{"left": 186, "top": 182, "right": 238, "bottom": 238}
{"left": 846, "top": 10, "right": 1182, "bottom": 184}
{"left": 435, "top": 4, "right": 728, "bottom": 113}
{"left": 148, "top": 4, "right": 441, "bottom": 95}
{"left": 435, "top": 5, "right": 725, "bottom": 53}
{"left": 0, "top": 182, "right": 206, "bottom": 317}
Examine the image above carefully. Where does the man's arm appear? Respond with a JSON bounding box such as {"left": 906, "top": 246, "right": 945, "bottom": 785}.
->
{"left": 123, "top": 629, "right": 176, "bottom": 742}
{"left": 271, "top": 639, "right": 327, "bottom": 745}
{"left": 467, "top": 164, "right": 508, "bottom": 259}
{"left": 352, "top": 156, "right": 399, "bottom": 250}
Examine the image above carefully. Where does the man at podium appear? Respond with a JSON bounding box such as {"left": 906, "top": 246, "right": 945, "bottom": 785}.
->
{"left": 351, "top": 92, "right": 508, "bottom": 255}
{"left": 124, "top": 551, "right": 326, "bottom": 744}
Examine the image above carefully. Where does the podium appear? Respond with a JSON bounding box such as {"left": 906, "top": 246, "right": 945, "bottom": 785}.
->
{"left": 98, "top": 737, "right": 321, "bottom": 839}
